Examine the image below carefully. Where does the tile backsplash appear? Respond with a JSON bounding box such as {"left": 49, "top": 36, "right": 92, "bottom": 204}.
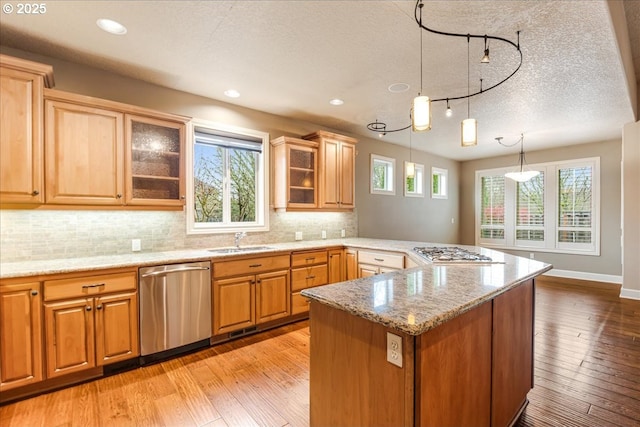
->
{"left": 0, "top": 209, "right": 357, "bottom": 262}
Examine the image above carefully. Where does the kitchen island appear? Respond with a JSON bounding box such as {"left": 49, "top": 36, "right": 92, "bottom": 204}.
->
{"left": 302, "top": 249, "right": 551, "bottom": 427}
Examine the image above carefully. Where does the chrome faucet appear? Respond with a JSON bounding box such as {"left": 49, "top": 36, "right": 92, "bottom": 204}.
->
{"left": 234, "top": 232, "right": 247, "bottom": 248}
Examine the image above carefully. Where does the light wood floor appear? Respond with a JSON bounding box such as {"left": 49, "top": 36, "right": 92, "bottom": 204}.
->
{"left": 1, "top": 279, "right": 639, "bottom": 427}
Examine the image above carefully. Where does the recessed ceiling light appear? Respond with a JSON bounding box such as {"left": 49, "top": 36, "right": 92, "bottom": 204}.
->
{"left": 388, "top": 83, "right": 410, "bottom": 93}
{"left": 96, "top": 18, "right": 127, "bottom": 35}
{"left": 224, "top": 89, "right": 240, "bottom": 98}
{"left": 329, "top": 98, "right": 344, "bottom": 106}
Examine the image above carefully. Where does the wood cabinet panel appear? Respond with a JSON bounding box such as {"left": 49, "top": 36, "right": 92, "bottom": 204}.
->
{"left": 271, "top": 136, "right": 319, "bottom": 210}
{"left": 328, "top": 249, "right": 344, "bottom": 283}
{"left": 44, "top": 271, "right": 136, "bottom": 301}
{"left": 345, "top": 249, "right": 358, "bottom": 281}
{"left": 291, "top": 292, "right": 310, "bottom": 315}
{"left": 44, "top": 298, "right": 95, "bottom": 379}
{"left": 0, "top": 67, "right": 46, "bottom": 204}
{"left": 291, "top": 250, "right": 327, "bottom": 267}
{"left": 291, "top": 264, "right": 328, "bottom": 292}
{"left": 358, "top": 250, "right": 404, "bottom": 269}
{"left": 491, "top": 280, "right": 534, "bottom": 427}
{"left": 213, "top": 254, "right": 290, "bottom": 278}
{"left": 0, "top": 282, "right": 43, "bottom": 391}
{"left": 416, "top": 301, "right": 492, "bottom": 427}
{"left": 45, "top": 100, "right": 124, "bottom": 205}
{"left": 95, "top": 292, "right": 139, "bottom": 366}
{"left": 256, "top": 270, "right": 290, "bottom": 324}
{"left": 338, "top": 141, "right": 356, "bottom": 208}
{"left": 213, "top": 275, "right": 255, "bottom": 335}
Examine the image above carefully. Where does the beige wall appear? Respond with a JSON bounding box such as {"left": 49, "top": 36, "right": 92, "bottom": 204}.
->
{"left": 622, "top": 121, "right": 640, "bottom": 298}
{"left": 355, "top": 137, "right": 460, "bottom": 243}
{"left": 460, "top": 139, "right": 622, "bottom": 278}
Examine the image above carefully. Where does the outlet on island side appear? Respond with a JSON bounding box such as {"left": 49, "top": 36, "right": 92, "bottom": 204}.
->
{"left": 386, "top": 332, "right": 403, "bottom": 368}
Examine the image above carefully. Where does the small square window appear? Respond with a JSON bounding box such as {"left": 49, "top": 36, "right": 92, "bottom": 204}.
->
{"left": 370, "top": 154, "right": 396, "bottom": 195}
{"left": 432, "top": 167, "right": 448, "bottom": 199}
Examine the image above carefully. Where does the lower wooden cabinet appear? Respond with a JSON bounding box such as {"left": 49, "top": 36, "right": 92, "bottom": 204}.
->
{"left": 43, "top": 271, "right": 139, "bottom": 379}
{"left": 213, "top": 254, "right": 291, "bottom": 336}
{"left": 345, "top": 248, "right": 358, "bottom": 281}
{"left": 357, "top": 249, "right": 405, "bottom": 278}
{"left": 0, "top": 282, "right": 43, "bottom": 391}
{"left": 328, "top": 249, "right": 344, "bottom": 283}
{"left": 290, "top": 250, "right": 328, "bottom": 315}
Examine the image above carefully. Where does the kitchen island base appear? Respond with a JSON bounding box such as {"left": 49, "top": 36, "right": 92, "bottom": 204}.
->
{"left": 308, "top": 279, "right": 534, "bottom": 427}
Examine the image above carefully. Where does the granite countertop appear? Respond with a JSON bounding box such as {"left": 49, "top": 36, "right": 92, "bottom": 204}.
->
{"left": 302, "top": 244, "right": 552, "bottom": 336}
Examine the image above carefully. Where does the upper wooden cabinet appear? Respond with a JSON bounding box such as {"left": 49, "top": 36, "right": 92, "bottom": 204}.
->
{"left": 303, "top": 131, "right": 357, "bottom": 210}
{"left": 43, "top": 89, "right": 188, "bottom": 207}
{"left": 271, "top": 136, "right": 319, "bottom": 211}
{"left": 125, "top": 114, "right": 185, "bottom": 206}
{"left": 45, "top": 99, "right": 125, "bottom": 205}
{"left": 0, "top": 55, "right": 53, "bottom": 204}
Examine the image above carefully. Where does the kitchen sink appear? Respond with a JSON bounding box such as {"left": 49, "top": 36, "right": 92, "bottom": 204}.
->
{"left": 208, "top": 246, "right": 273, "bottom": 254}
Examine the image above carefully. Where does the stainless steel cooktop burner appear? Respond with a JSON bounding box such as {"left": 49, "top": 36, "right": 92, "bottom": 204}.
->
{"left": 413, "top": 246, "right": 497, "bottom": 264}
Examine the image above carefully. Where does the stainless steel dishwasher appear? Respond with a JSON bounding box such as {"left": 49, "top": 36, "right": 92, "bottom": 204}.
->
{"left": 139, "top": 261, "right": 211, "bottom": 365}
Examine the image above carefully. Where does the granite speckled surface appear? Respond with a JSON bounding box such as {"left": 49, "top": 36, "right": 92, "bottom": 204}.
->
{"left": 0, "top": 237, "right": 551, "bottom": 336}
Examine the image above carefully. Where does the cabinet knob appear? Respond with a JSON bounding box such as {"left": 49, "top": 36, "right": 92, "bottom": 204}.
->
{"left": 86, "top": 306, "right": 92, "bottom": 311}
{"left": 116, "top": 193, "right": 123, "bottom": 199}
{"left": 96, "top": 304, "right": 103, "bottom": 310}
{"left": 32, "top": 190, "right": 40, "bottom": 196}
{"left": 31, "top": 290, "right": 38, "bottom": 296}
{"left": 180, "top": 195, "right": 185, "bottom": 200}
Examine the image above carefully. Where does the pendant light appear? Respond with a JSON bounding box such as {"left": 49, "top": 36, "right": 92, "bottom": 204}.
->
{"left": 461, "top": 36, "right": 477, "bottom": 147}
{"left": 504, "top": 134, "right": 540, "bottom": 182}
{"left": 406, "top": 127, "right": 416, "bottom": 178}
{"left": 412, "top": 2, "right": 431, "bottom": 132}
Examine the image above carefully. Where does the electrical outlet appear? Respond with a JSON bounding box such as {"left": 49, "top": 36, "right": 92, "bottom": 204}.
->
{"left": 341, "top": 229, "right": 346, "bottom": 238}
{"left": 321, "top": 230, "right": 327, "bottom": 239}
{"left": 386, "top": 332, "right": 403, "bottom": 368}
{"left": 530, "top": 253, "right": 535, "bottom": 259}
{"left": 295, "top": 231, "right": 303, "bottom": 241}
{"left": 132, "top": 239, "right": 141, "bottom": 252}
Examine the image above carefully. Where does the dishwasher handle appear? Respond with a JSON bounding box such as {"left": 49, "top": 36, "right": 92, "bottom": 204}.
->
{"left": 141, "top": 265, "right": 210, "bottom": 278}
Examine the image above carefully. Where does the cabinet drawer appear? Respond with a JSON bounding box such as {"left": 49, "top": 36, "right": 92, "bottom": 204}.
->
{"left": 214, "top": 254, "right": 290, "bottom": 278}
{"left": 291, "top": 292, "right": 310, "bottom": 315}
{"left": 291, "top": 264, "right": 328, "bottom": 291}
{"left": 358, "top": 250, "right": 404, "bottom": 269}
{"left": 44, "top": 271, "right": 137, "bottom": 301}
{"left": 291, "top": 250, "right": 328, "bottom": 267}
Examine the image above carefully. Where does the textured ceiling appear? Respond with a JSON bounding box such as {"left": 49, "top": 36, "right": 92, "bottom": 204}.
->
{"left": 0, "top": 0, "right": 636, "bottom": 161}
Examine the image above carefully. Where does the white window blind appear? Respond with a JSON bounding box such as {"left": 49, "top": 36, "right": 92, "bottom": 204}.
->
{"left": 479, "top": 175, "right": 505, "bottom": 242}
{"left": 557, "top": 165, "right": 594, "bottom": 250}
{"left": 516, "top": 172, "right": 545, "bottom": 244}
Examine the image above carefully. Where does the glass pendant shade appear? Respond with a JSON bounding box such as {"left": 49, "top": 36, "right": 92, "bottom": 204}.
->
{"left": 461, "top": 118, "right": 477, "bottom": 146}
{"left": 412, "top": 96, "right": 432, "bottom": 131}
{"left": 505, "top": 170, "right": 540, "bottom": 182}
{"left": 406, "top": 161, "right": 416, "bottom": 178}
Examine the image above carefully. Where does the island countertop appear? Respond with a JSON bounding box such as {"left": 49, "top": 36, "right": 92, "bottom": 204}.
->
{"left": 302, "top": 245, "right": 552, "bottom": 336}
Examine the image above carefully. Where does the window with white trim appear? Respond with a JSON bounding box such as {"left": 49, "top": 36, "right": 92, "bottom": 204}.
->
{"left": 371, "top": 154, "right": 395, "bottom": 195}
{"left": 404, "top": 162, "right": 424, "bottom": 197}
{"left": 432, "top": 167, "right": 448, "bottom": 199}
{"left": 475, "top": 157, "right": 599, "bottom": 255}
{"left": 187, "top": 120, "right": 269, "bottom": 234}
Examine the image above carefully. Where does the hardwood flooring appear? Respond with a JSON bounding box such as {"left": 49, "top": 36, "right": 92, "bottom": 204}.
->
{"left": 1, "top": 278, "right": 639, "bottom": 427}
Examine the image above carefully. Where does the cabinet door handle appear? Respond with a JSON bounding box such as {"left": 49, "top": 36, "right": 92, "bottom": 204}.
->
{"left": 96, "top": 304, "right": 103, "bottom": 310}
{"left": 31, "top": 290, "right": 38, "bottom": 296}
{"left": 180, "top": 195, "right": 185, "bottom": 200}
{"left": 32, "top": 190, "right": 40, "bottom": 196}
{"left": 306, "top": 275, "right": 316, "bottom": 279}
{"left": 82, "top": 283, "right": 106, "bottom": 289}
{"left": 249, "top": 264, "right": 262, "bottom": 268}
{"left": 116, "top": 193, "right": 122, "bottom": 199}
{"left": 86, "top": 306, "right": 92, "bottom": 311}
{"left": 305, "top": 257, "right": 315, "bottom": 261}
{"left": 250, "top": 280, "right": 256, "bottom": 285}
{"left": 374, "top": 258, "right": 384, "bottom": 262}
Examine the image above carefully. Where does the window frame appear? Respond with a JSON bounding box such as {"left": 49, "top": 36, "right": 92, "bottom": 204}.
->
{"left": 431, "top": 167, "right": 448, "bottom": 199}
{"left": 186, "top": 119, "right": 270, "bottom": 235}
{"left": 475, "top": 157, "right": 600, "bottom": 256}
{"left": 370, "top": 154, "right": 396, "bottom": 195}
{"left": 404, "top": 162, "right": 425, "bottom": 197}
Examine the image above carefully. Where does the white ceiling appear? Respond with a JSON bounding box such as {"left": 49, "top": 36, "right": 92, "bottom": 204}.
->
{"left": 1, "top": 0, "right": 637, "bottom": 161}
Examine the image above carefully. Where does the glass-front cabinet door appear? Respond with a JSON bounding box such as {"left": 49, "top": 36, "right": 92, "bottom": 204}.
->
{"left": 288, "top": 145, "right": 317, "bottom": 207}
{"left": 125, "top": 114, "right": 185, "bottom": 206}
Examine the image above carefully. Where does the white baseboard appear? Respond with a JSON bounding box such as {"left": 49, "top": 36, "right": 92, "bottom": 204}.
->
{"left": 542, "top": 269, "right": 622, "bottom": 284}
{"left": 620, "top": 288, "right": 640, "bottom": 300}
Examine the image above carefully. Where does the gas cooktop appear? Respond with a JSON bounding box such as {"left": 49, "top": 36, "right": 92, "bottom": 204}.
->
{"left": 413, "top": 246, "right": 499, "bottom": 264}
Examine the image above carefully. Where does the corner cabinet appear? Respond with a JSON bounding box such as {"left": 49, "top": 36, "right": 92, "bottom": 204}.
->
{"left": 303, "top": 131, "right": 357, "bottom": 210}
{"left": 271, "top": 136, "right": 319, "bottom": 211}
{"left": 0, "top": 282, "right": 43, "bottom": 391}
{"left": 0, "top": 55, "right": 53, "bottom": 204}
{"left": 125, "top": 114, "right": 185, "bottom": 206}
